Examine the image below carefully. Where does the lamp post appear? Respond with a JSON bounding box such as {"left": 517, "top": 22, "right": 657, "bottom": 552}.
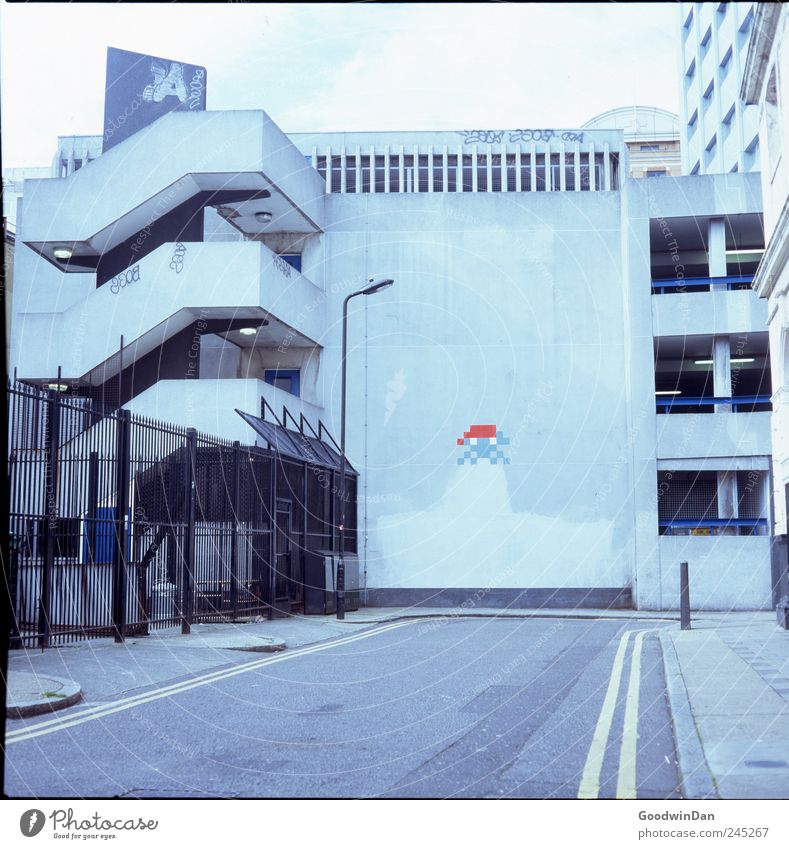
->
{"left": 337, "top": 277, "right": 394, "bottom": 620}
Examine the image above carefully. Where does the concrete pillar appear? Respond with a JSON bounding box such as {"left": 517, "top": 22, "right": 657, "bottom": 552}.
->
{"left": 717, "top": 470, "right": 738, "bottom": 536}
{"left": 708, "top": 218, "right": 727, "bottom": 287}
{"left": 713, "top": 335, "right": 731, "bottom": 412}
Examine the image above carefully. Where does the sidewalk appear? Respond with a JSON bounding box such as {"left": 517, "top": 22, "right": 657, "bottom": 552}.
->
{"left": 661, "top": 610, "right": 789, "bottom": 799}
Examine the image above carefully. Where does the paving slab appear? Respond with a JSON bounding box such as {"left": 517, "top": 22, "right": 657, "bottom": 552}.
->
{"left": 666, "top": 611, "right": 789, "bottom": 799}
{"left": 6, "top": 671, "right": 82, "bottom": 718}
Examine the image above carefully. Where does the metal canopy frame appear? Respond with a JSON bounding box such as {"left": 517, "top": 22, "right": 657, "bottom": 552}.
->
{"left": 235, "top": 402, "right": 355, "bottom": 474}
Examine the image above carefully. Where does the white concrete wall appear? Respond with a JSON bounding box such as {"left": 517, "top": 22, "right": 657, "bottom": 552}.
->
{"left": 126, "top": 378, "right": 324, "bottom": 443}
{"left": 315, "top": 189, "right": 635, "bottom": 593}
{"left": 656, "top": 535, "right": 772, "bottom": 609}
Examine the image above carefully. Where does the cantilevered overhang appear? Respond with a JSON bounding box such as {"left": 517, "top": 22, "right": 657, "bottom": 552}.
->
{"left": 73, "top": 307, "right": 319, "bottom": 387}
{"left": 21, "top": 110, "right": 326, "bottom": 272}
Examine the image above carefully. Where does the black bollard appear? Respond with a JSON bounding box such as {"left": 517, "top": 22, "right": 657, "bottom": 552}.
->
{"left": 680, "top": 561, "right": 691, "bottom": 630}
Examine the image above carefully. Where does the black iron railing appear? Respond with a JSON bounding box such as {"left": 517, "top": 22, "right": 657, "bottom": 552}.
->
{"left": 7, "top": 381, "right": 356, "bottom": 648}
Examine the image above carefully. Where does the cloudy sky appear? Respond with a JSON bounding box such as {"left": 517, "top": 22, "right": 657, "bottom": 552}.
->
{"left": 1, "top": 2, "right": 681, "bottom": 168}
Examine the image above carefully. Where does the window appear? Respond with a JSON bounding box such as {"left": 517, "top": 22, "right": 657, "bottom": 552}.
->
{"left": 264, "top": 369, "right": 300, "bottom": 397}
{"left": 374, "top": 155, "right": 386, "bottom": 192}
{"left": 700, "top": 26, "right": 712, "bottom": 56}
{"left": 446, "top": 154, "right": 457, "bottom": 192}
{"left": 389, "top": 155, "right": 400, "bottom": 192}
{"left": 685, "top": 57, "right": 696, "bottom": 80}
{"left": 520, "top": 154, "right": 532, "bottom": 191}
{"left": 402, "top": 155, "right": 414, "bottom": 192}
{"left": 490, "top": 154, "right": 502, "bottom": 192}
{"left": 646, "top": 169, "right": 666, "bottom": 178}
{"left": 432, "top": 155, "right": 444, "bottom": 192}
{"left": 640, "top": 144, "right": 660, "bottom": 151}
{"left": 476, "top": 155, "right": 488, "bottom": 192}
{"left": 703, "top": 79, "right": 714, "bottom": 104}
{"left": 360, "top": 156, "right": 371, "bottom": 192}
{"left": 461, "top": 155, "right": 473, "bottom": 192}
{"left": 279, "top": 254, "right": 301, "bottom": 272}
{"left": 506, "top": 154, "right": 517, "bottom": 191}
{"left": 330, "top": 156, "right": 342, "bottom": 193}
{"left": 73, "top": 158, "right": 83, "bottom": 171}
{"left": 721, "top": 103, "right": 735, "bottom": 140}
{"left": 345, "top": 156, "right": 357, "bottom": 193}
{"left": 418, "top": 155, "right": 429, "bottom": 192}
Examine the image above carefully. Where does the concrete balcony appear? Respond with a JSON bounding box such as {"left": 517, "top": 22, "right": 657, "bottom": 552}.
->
{"left": 126, "top": 378, "right": 325, "bottom": 444}
{"left": 656, "top": 410, "right": 771, "bottom": 463}
{"left": 651, "top": 287, "right": 768, "bottom": 338}
{"left": 14, "top": 240, "right": 326, "bottom": 381}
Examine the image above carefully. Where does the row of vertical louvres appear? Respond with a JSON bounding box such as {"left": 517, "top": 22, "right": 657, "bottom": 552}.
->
{"left": 309, "top": 147, "right": 621, "bottom": 193}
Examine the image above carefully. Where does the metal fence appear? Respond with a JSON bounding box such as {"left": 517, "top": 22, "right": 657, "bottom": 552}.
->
{"left": 7, "top": 381, "right": 355, "bottom": 648}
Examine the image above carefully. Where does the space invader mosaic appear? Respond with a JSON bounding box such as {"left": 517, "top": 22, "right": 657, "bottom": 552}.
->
{"left": 456, "top": 424, "right": 511, "bottom": 465}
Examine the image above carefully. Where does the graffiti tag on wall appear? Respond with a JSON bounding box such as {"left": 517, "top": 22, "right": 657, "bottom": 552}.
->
{"left": 458, "top": 130, "right": 585, "bottom": 145}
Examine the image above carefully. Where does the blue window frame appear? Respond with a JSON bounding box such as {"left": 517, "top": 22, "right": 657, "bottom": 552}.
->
{"left": 265, "top": 369, "right": 300, "bottom": 397}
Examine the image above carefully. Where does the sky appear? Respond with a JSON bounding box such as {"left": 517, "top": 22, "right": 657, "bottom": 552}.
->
{"left": 0, "top": 2, "right": 681, "bottom": 168}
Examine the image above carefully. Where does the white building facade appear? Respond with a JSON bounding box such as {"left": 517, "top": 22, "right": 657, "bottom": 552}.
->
{"left": 9, "top": 112, "right": 775, "bottom": 611}
{"left": 679, "top": 1, "right": 761, "bottom": 175}
{"left": 741, "top": 3, "right": 789, "bottom": 603}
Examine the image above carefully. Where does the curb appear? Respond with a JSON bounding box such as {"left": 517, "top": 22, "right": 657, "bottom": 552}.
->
{"left": 345, "top": 611, "right": 679, "bottom": 625}
{"left": 7, "top": 677, "right": 83, "bottom": 719}
{"left": 658, "top": 631, "right": 719, "bottom": 800}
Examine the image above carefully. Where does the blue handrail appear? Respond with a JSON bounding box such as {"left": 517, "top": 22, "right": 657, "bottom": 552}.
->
{"left": 656, "top": 394, "right": 771, "bottom": 412}
{"left": 659, "top": 518, "right": 768, "bottom": 536}
{"left": 651, "top": 274, "right": 753, "bottom": 293}
{"left": 659, "top": 518, "right": 768, "bottom": 528}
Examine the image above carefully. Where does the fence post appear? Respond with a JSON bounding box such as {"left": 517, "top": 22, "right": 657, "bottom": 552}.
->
{"left": 182, "top": 428, "right": 197, "bottom": 634}
{"left": 230, "top": 441, "right": 240, "bottom": 621}
{"left": 680, "top": 561, "right": 691, "bottom": 630}
{"left": 39, "top": 390, "right": 60, "bottom": 649}
{"left": 112, "top": 409, "right": 131, "bottom": 643}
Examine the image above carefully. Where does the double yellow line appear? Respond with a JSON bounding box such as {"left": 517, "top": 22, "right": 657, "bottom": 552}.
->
{"left": 5, "top": 619, "right": 421, "bottom": 746}
{"left": 577, "top": 628, "right": 650, "bottom": 799}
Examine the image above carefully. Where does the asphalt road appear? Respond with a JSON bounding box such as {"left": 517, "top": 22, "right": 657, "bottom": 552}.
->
{"left": 4, "top": 617, "right": 681, "bottom": 798}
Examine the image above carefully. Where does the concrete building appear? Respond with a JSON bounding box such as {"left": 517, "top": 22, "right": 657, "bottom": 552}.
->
{"left": 741, "top": 2, "right": 789, "bottom": 595}
{"left": 582, "top": 106, "right": 682, "bottom": 179}
{"left": 8, "top": 112, "right": 774, "bottom": 611}
{"left": 679, "top": 1, "right": 761, "bottom": 175}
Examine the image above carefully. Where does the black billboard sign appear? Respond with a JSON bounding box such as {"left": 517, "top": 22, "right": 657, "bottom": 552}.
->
{"left": 102, "top": 47, "right": 207, "bottom": 152}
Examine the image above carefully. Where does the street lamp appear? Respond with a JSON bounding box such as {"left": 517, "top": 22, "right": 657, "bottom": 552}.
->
{"left": 337, "top": 277, "right": 395, "bottom": 620}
